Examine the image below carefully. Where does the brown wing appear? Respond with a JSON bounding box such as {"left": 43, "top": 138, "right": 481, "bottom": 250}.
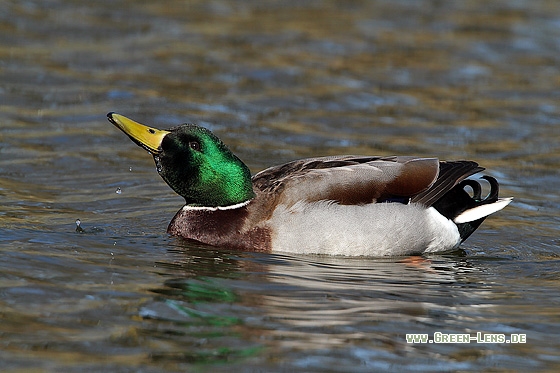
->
{"left": 251, "top": 155, "right": 440, "bottom": 206}
{"left": 411, "top": 160, "right": 484, "bottom": 206}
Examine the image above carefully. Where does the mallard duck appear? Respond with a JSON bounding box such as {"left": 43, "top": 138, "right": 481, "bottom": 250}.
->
{"left": 108, "top": 112, "right": 512, "bottom": 256}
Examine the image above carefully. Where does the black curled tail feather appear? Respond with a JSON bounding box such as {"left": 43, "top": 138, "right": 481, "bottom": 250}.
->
{"left": 432, "top": 176, "right": 501, "bottom": 242}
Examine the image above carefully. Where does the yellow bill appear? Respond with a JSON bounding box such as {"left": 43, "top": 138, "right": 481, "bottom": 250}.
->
{"left": 108, "top": 112, "right": 170, "bottom": 154}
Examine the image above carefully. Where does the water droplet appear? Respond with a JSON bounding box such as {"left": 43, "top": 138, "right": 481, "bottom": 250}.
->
{"left": 75, "top": 219, "right": 85, "bottom": 233}
{"left": 116, "top": 187, "right": 122, "bottom": 194}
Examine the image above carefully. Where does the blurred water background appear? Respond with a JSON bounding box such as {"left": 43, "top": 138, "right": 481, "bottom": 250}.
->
{"left": 1, "top": 1, "right": 559, "bottom": 371}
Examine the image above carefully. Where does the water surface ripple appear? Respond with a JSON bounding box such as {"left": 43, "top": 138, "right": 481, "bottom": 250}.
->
{"left": 1, "top": 0, "right": 559, "bottom": 371}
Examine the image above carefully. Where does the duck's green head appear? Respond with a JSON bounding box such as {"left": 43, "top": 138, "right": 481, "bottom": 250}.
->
{"left": 108, "top": 113, "right": 255, "bottom": 207}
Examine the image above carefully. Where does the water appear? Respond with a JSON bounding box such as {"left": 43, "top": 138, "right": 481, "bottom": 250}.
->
{"left": 1, "top": 0, "right": 559, "bottom": 371}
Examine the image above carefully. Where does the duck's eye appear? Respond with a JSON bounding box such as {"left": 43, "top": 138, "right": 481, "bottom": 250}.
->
{"left": 188, "top": 141, "right": 201, "bottom": 151}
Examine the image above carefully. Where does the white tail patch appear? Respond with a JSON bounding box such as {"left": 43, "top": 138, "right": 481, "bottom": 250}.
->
{"left": 454, "top": 197, "right": 513, "bottom": 224}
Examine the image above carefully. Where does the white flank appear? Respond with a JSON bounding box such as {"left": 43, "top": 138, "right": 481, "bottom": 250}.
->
{"left": 424, "top": 207, "right": 463, "bottom": 253}
{"left": 268, "top": 202, "right": 462, "bottom": 256}
{"left": 453, "top": 197, "right": 513, "bottom": 224}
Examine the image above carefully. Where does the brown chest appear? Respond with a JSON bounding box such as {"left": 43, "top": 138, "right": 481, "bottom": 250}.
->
{"left": 167, "top": 206, "right": 272, "bottom": 252}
